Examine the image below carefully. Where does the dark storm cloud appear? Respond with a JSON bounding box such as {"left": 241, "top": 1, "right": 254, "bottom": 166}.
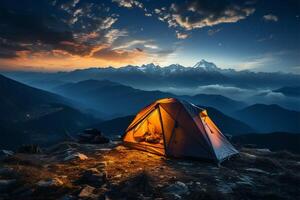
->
{"left": 0, "top": 0, "right": 122, "bottom": 59}
{"left": 0, "top": 8, "right": 74, "bottom": 44}
{"left": 0, "top": 38, "right": 29, "bottom": 58}
{"left": 0, "top": 0, "right": 75, "bottom": 55}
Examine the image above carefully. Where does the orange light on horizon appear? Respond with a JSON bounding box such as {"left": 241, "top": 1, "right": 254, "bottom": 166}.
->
{"left": 0, "top": 47, "right": 150, "bottom": 72}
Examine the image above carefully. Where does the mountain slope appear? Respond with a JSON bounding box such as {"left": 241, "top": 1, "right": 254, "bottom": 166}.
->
{"left": 203, "top": 106, "right": 256, "bottom": 135}
{"left": 273, "top": 86, "right": 300, "bottom": 97}
{"left": 53, "top": 79, "right": 246, "bottom": 116}
{"left": 0, "top": 74, "right": 99, "bottom": 149}
{"left": 232, "top": 132, "right": 300, "bottom": 154}
{"left": 233, "top": 104, "right": 300, "bottom": 133}
{"left": 54, "top": 79, "right": 172, "bottom": 116}
{"left": 188, "top": 94, "right": 245, "bottom": 113}
{"left": 0, "top": 74, "right": 66, "bottom": 121}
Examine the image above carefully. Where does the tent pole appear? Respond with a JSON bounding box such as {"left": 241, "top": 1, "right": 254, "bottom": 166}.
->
{"left": 158, "top": 105, "right": 168, "bottom": 156}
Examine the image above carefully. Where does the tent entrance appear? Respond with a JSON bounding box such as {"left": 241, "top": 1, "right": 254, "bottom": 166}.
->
{"left": 123, "top": 108, "right": 165, "bottom": 154}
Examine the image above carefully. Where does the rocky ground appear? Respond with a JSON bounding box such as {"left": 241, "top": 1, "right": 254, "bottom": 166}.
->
{"left": 0, "top": 141, "right": 300, "bottom": 200}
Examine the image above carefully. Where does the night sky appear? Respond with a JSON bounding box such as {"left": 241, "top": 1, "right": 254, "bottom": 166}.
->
{"left": 0, "top": 0, "right": 299, "bottom": 73}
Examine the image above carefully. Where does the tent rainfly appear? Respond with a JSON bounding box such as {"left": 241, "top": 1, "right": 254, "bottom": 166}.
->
{"left": 123, "top": 98, "right": 238, "bottom": 163}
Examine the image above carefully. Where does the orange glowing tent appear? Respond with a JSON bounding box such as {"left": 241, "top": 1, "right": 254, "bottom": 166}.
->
{"left": 123, "top": 98, "right": 238, "bottom": 163}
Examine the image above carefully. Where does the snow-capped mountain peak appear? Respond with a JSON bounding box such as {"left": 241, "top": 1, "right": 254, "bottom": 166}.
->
{"left": 165, "top": 64, "right": 185, "bottom": 72}
{"left": 192, "top": 59, "right": 220, "bottom": 71}
{"left": 139, "top": 63, "right": 161, "bottom": 72}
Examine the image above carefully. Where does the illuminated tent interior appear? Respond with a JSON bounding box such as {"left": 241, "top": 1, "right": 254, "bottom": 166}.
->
{"left": 123, "top": 98, "right": 238, "bottom": 163}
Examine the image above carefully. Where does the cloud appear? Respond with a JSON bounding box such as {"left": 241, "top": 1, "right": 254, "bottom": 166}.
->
{"left": 0, "top": 0, "right": 158, "bottom": 70}
{"left": 0, "top": 38, "right": 29, "bottom": 58}
{"left": 263, "top": 14, "right": 279, "bottom": 22}
{"left": 144, "top": 44, "right": 159, "bottom": 49}
{"left": 61, "top": 0, "right": 80, "bottom": 11}
{"left": 153, "top": 0, "right": 255, "bottom": 31}
{"left": 238, "top": 56, "right": 276, "bottom": 70}
{"left": 158, "top": 84, "right": 297, "bottom": 108}
{"left": 257, "top": 34, "right": 273, "bottom": 42}
{"left": 113, "top": 40, "right": 148, "bottom": 50}
{"left": 154, "top": 8, "right": 161, "bottom": 14}
{"left": 0, "top": 45, "right": 148, "bottom": 71}
{"left": 172, "top": 8, "right": 254, "bottom": 30}
{"left": 176, "top": 32, "right": 189, "bottom": 39}
{"left": 158, "top": 84, "right": 255, "bottom": 99}
{"left": 113, "top": 40, "right": 159, "bottom": 52}
{"left": 104, "top": 29, "right": 128, "bottom": 44}
{"left": 100, "top": 17, "right": 118, "bottom": 29}
{"left": 207, "top": 28, "right": 222, "bottom": 36}
{"left": 112, "top": 0, "right": 143, "bottom": 8}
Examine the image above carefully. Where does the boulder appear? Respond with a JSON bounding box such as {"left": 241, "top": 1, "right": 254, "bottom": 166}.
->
{"left": 37, "top": 178, "right": 64, "bottom": 187}
{"left": 0, "top": 167, "right": 14, "bottom": 175}
{"left": 245, "top": 168, "right": 270, "bottom": 174}
{"left": 164, "top": 181, "right": 189, "bottom": 196}
{"left": 78, "top": 185, "right": 95, "bottom": 198}
{"left": 0, "top": 150, "right": 14, "bottom": 160}
{"left": 77, "top": 168, "right": 106, "bottom": 187}
{"left": 78, "top": 129, "right": 110, "bottom": 144}
{"left": 0, "top": 179, "right": 16, "bottom": 192}
{"left": 64, "top": 152, "right": 88, "bottom": 161}
{"left": 18, "top": 144, "right": 42, "bottom": 154}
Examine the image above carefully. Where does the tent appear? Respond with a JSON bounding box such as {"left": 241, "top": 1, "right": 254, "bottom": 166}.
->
{"left": 123, "top": 98, "right": 238, "bottom": 163}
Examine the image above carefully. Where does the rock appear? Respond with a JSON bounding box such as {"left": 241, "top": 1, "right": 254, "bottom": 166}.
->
{"left": 0, "top": 167, "right": 14, "bottom": 175}
{"left": 255, "top": 148, "right": 271, "bottom": 153}
{"left": 77, "top": 168, "right": 106, "bottom": 187}
{"left": 245, "top": 168, "right": 270, "bottom": 174}
{"left": 115, "top": 145, "right": 127, "bottom": 151}
{"left": 95, "top": 148, "right": 112, "bottom": 152}
{"left": 64, "top": 152, "right": 88, "bottom": 161}
{"left": 78, "top": 129, "right": 110, "bottom": 144}
{"left": 11, "top": 185, "right": 34, "bottom": 197}
{"left": 178, "top": 162, "right": 193, "bottom": 166}
{"left": 18, "top": 144, "right": 42, "bottom": 154}
{"left": 37, "top": 178, "right": 64, "bottom": 187}
{"left": 0, "top": 150, "right": 14, "bottom": 160}
{"left": 47, "top": 142, "right": 80, "bottom": 154}
{"left": 1, "top": 149, "right": 14, "bottom": 156}
{"left": 236, "top": 175, "right": 254, "bottom": 186}
{"left": 59, "top": 194, "right": 76, "bottom": 200}
{"left": 97, "top": 161, "right": 107, "bottom": 169}
{"left": 0, "top": 179, "right": 16, "bottom": 192}
{"left": 241, "top": 152, "right": 257, "bottom": 159}
{"left": 164, "top": 193, "right": 182, "bottom": 199}
{"left": 114, "top": 174, "right": 122, "bottom": 178}
{"left": 78, "top": 185, "right": 95, "bottom": 198}
{"left": 217, "top": 182, "right": 236, "bottom": 194}
{"left": 164, "top": 181, "right": 188, "bottom": 196}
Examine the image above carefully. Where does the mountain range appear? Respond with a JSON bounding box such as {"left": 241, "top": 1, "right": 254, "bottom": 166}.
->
{"left": 53, "top": 79, "right": 246, "bottom": 116}
{"left": 3, "top": 59, "right": 300, "bottom": 91}
{"left": 0, "top": 70, "right": 300, "bottom": 150}
{"left": 4, "top": 59, "right": 300, "bottom": 112}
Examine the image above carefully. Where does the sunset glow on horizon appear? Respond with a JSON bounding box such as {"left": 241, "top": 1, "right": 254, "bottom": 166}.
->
{"left": 0, "top": 0, "right": 299, "bottom": 73}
